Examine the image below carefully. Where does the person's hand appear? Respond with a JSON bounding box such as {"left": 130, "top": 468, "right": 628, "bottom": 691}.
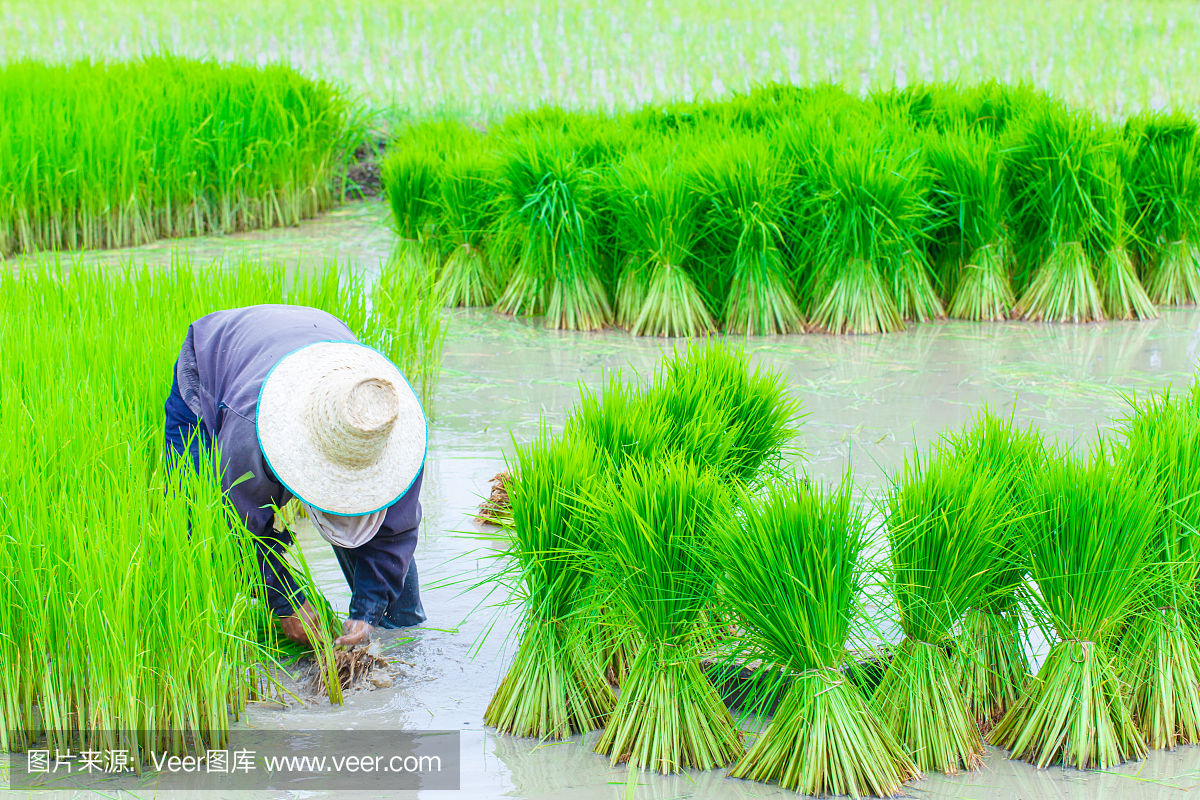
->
{"left": 280, "top": 601, "right": 320, "bottom": 646}
{"left": 335, "top": 618, "right": 372, "bottom": 647}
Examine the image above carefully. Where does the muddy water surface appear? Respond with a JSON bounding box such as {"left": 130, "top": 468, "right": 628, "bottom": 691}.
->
{"left": 33, "top": 206, "right": 1200, "bottom": 799}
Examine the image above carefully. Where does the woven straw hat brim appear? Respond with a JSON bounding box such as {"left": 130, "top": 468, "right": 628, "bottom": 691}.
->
{"left": 257, "top": 341, "right": 427, "bottom": 516}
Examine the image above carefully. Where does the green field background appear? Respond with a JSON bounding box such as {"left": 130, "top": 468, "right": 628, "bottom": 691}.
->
{"left": 4, "top": 0, "right": 1197, "bottom": 119}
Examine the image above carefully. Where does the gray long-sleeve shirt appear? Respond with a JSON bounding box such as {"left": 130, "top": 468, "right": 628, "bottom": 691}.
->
{"left": 175, "top": 304, "right": 423, "bottom": 623}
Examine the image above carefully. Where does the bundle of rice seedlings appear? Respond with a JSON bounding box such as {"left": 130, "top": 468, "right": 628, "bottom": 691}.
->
{"left": 806, "top": 137, "right": 923, "bottom": 334}
{"left": 693, "top": 137, "right": 805, "bottom": 335}
{"left": 483, "top": 431, "right": 614, "bottom": 738}
{"left": 434, "top": 150, "right": 502, "bottom": 307}
{"left": 645, "top": 341, "right": 803, "bottom": 484}
{"left": 889, "top": 246, "right": 947, "bottom": 323}
{"left": 1006, "top": 110, "right": 1110, "bottom": 322}
{"left": 382, "top": 147, "right": 442, "bottom": 257}
{"left": 924, "top": 128, "right": 1017, "bottom": 320}
{"left": 381, "top": 120, "right": 481, "bottom": 259}
{"left": 494, "top": 134, "right": 612, "bottom": 330}
{"left": 990, "top": 454, "right": 1156, "bottom": 768}
{"left": 1090, "top": 149, "right": 1157, "bottom": 320}
{"left": 874, "top": 448, "right": 1010, "bottom": 773}
{"left": 610, "top": 153, "right": 715, "bottom": 336}
{"left": 593, "top": 457, "right": 744, "bottom": 773}
{"left": 1124, "top": 112, "right": 1200, "bottom": 306}
{"left": 563, "top": 372, "right": 673, "bottom": 471}
{"left": 1110, "top": 388, "right": 1200, "bottom": 749}
{"left": 719, "top": 478, "right": 919, "bottom": 796}
{"left": 941, "top": 409, "right": 1047, "bottom": 727}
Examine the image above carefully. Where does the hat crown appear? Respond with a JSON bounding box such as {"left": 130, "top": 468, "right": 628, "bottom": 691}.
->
{"left": 309, "top": 373, "right": 399, "bottom": 470}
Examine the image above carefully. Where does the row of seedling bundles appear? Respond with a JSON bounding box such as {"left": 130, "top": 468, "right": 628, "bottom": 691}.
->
{"left": 484, "top": 340, "right": 1200, "bottom": 797}
{"left": 384, "top": 81, "right": 1200, "bottom": 335}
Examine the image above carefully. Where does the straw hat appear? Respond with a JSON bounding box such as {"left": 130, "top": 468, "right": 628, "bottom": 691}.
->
{"left": 257, "top": 341, "right": 427, "bottom": 516}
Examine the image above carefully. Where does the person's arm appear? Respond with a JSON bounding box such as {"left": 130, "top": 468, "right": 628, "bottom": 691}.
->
{"left": 221, "top": 415, "right": 313, "bottom": 640}
{"left": 256, "top": 523, "right": 306, "bottom": 617}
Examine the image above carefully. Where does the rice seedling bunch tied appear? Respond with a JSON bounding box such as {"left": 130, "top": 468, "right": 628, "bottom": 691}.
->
{"left": 381, "top": 120, "right": 483, "bottom": 253}
{"left": 990, "top": 454, "right": 1156, "bottom": 768}
{"left": 1109, "top": 388, "right": 1200, "bottom": 749}
{"left": 593, "top": 457, "right": 743, "bottom": 773}
{"left": 0, "top": 57, "right": 356, "bottom": 256}
{"left": 609, "top": 152, "right": 715, "bottom": 336}
{"left": 717, "top": 478, "right": 919, "bottom": 796}
{"left": 1006, "top": 109, "right": 1116, "bottom": 322}
{"left": 806, "top": 136, "right": 932, "bottom": 333}
{"left": 484, "top": 431, "right": 614, "bottom": 738}
{"left": 433, "top": 150, "right": 502, "bottom": 307}
{"left": 1088, "top": 144, "right": 1158, "bottom": 320}
{"left": 564, "top": 373, "right": 673, "bottom": 473}
{"left": 643, "top": 341, "right": 803, "bottom": 485}
{"left": 874, "top": 448, "right": 1010, "bottom": 773}
{"left": 693, "top": 137, "right": 805, "bottom": 334}
{"left": 494, "top": 134, "right": 611, "bottom": 329}
{"left": 940, "top": 409, "right": 1047, "bottom": 727}
{"left": 923, "top": 128, "right": 1017, "bottom": 320}
{"left": 1123, "top": 112, "right": 1200, "bottom": 306}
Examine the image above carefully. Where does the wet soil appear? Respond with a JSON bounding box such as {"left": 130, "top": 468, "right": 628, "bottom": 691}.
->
{"left": 344, "top": 136, "right": 387, "bottom": 199}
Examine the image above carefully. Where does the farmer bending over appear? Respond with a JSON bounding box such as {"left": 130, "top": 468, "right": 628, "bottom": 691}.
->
{"left": 164, "top": 304, "right": 427, "bottom": 647}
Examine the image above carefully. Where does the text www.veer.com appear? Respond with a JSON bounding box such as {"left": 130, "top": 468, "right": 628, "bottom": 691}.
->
{"left": 262, "top": 755, "right": 442, "bottom": 773}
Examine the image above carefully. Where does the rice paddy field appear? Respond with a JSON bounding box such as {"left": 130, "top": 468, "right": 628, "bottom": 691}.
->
{"left": 10, "top": 1, "right": 1200, "bottom": 799}
{"left": 5, "top": 0, "right": 1200, "bottom": 120}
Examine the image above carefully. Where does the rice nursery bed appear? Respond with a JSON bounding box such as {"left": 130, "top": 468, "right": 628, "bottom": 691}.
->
{"left": 481, "top": 340, "right": 1200, "bottom": 797}
{"left": 0, "top": 257, "right": 445, "bottom": 760}
{"left": 383, "top": 81, "right": 1200, "bottom": 337}
{"left": 0, "top": 57, "right": 359, "bottom": 257}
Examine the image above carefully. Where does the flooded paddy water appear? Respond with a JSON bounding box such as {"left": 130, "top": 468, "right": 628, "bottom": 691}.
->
{"left": 32, "top": 201, "right": 1200, "bottom": 799}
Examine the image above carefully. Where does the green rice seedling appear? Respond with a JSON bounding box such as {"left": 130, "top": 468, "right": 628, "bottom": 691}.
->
{"left": 940, "top": 408, "right": 1047, "bottom": 727}
{"left": 593, "top": 458, "right": 744, "bottom": 773}
{"left": 805, "top": 135, "right": 924, "bottom": 333}
{"left": 874, "top": 448, "right": 1010, "bottom": 773}
{"left": 1109, "top": 388, "right": 1200, "bottom": 749}
{"left": 434, "top": 151, "right": 502, "bottom": 307}
{"left": 924, "top": 128, "right": 1017, "bottom": 320}
{"left": 644, "top": 341, "right": 803, "bottom": 485}
{"left": 1089, "top": 147, "right": 1157, "bottom": 320}
{"left": 494, "top": 134, "right": 612, "bottom": 329}
{"left": 1124, "top": 112, "right": 1200, "bottom": 306}
{"left": 381, "top": 147, "right": 443, "bottom": 250}
{"left": 718, "top": 477, "right": 919, "bottom": 796}
{"left": 484, "top": 431, "right": 614, "bottom": 738}
{"left": 990, "top": 453, "right": 1155, "bottom": 768}
{"left": 0, "top": 57, "right": 356, "bottom": 256}
{"left": 563, "top": 373, "right": 674, "bottom": 472}
{"left": 609, "top": 153, "right": 716, "bottom": 336}
{"left": 1006, "top": 109, "right": 1112, "bottom": 322}
{"left": 692, "top": 137, "right": 805, "bottom": 335}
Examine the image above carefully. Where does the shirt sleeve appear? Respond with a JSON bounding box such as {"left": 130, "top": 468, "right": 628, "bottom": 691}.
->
{"left": 345, "top": 469, "right": 424, "bottom": 624}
